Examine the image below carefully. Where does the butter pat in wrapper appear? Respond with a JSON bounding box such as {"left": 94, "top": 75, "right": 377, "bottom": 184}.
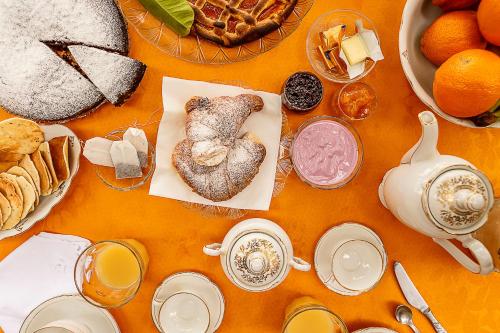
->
{"left": 83, "top": 137, "right": 114, "bottom": 167}
{"left": 110, "top": 141, "right": 142, "bottom": 179}
{"left": 341, "top": 35, "right": 369, "bottom": 65}
{"left": 339, "top": 19, "right": 384, "bottom": 79}
{"left": 123, "top": 127, "right": 148, "bottom": 168}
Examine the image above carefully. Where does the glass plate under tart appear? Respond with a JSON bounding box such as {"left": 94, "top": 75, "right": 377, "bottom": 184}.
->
{"left": 94, "top": 129, "right": 156, "bottom": 192}
{"left": 118, "top": 0, "right": 314, "bottom": 64}
{"left": 306, "top": 9, "right": 379, "bottom": 83}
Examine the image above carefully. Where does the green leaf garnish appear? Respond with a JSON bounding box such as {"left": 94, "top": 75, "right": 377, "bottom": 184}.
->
{"left": 139, "top": 0, "right": 194, "bottom": 37}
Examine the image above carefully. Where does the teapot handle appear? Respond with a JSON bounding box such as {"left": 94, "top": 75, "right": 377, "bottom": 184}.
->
{"left": 290, "top": 257, "right": 311, "bottom": 272}
{"left": 433, "top": 236, "right": 494, "bottom": 275}
{"left": 203, "top": 243, "right": 223, "bottom": 257}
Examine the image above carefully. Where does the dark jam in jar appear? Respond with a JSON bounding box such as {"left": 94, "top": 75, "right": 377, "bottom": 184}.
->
{"left": 282, "top": 72, "right": 324, "bottom": 113}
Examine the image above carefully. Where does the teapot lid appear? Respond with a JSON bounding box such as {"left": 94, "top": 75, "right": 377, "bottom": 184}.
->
{"left": 226, "top": 231, "right": 286, "bottom": 291}
{"left": 423, "top": 166, "right": 494, "bottom": 235}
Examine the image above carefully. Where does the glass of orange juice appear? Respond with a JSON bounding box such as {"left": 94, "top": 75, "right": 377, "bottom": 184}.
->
{"left": 283, "top": 297, "right": 348, "bottom": 333}
{"left": 74, "top": 239, "right": 149, "bottom": 308}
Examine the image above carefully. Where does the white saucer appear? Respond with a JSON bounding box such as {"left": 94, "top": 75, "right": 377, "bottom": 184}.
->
{"left": 152, "top": 272, "right": 225, "bottom": 333}
{"left": 353, "top": 328, "right": 399, "bottom": 333}
{"left": 314, "top": 222, "right": 387, "bottom": 296}
{"left": 20, "top": 295, "right": 120, "bottom": 333}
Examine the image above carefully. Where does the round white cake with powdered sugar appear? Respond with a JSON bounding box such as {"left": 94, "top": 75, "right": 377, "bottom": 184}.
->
{"left": 0, "top": 0, "right": 146, "bottom": 122}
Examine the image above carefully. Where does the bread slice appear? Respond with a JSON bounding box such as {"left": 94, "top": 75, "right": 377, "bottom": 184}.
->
{"left": 13, "top": 176, "right": 36, "bottom": 219}
{"left": 8, "top": 166, "right": 39, "bottom": 207}
{"left": 0, "top": 192, "right": 11, "bottom": 226}
{"left": 0, "top": 174, "right": 23, "bottom": 230}
{"left": 31, "top": 150, "right": 52, "bottom": 196}
{"left": 48, "top": 136, "right": 70, "bottom": 182}
{"left": 38, "top": 142, "right": 59, "bottom": 193}
{"left": 19, "top": 155, "right": 41, "bottom": 196}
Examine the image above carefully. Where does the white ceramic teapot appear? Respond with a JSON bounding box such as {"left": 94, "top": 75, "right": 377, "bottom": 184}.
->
{"left": 379, "top": 111, "right": 495, "bottom": 275}
{"left": 203, "top": 218, "right": 311, "bottom": 292}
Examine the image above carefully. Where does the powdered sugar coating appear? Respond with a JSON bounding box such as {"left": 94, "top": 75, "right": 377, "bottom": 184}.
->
{"left": 68, "top": 45, "right": 146, "bottom": 105}
{"left": 0, "top": 38, "right": 104, "bottom": 121}
{"left": 173, "top": 135, "right": 266, "bottom": 202}
{"left": 0, "top": 0, "right": 132, "bottom": 121}
{"left": 0, "top": 0, "right": 128, "bottom": 54}
{"left": 186, "top": 95, "right": 264, "bottom": 146}
{"left": 173, "top": 94, "right": 267, "bottom": 202}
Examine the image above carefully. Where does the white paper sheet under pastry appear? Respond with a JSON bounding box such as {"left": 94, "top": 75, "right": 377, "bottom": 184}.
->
{"left": 149, "top": 77, "right": 282, "bottom": 211}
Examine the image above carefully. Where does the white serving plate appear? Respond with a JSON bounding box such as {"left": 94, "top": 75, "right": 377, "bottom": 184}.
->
{"left": 0, "top": 124, "right": 81, "bottom": 240}
{"left": 399, "top": 0, "right": 499, "bottom": 128}
{"left": 20, "top": 294, "right": 120, "bottom": 333}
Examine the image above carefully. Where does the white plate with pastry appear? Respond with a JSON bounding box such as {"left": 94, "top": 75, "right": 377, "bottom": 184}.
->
{"left": 150, "top": 77, "right": 283, "bottom": 211}
{"left": 0, "top": 119, "right": 80, "bottom": 240}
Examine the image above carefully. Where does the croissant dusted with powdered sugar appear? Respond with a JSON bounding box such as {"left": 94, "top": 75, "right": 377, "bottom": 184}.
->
{"left": 172, "top": 94, "right": 267, "bottom": 202}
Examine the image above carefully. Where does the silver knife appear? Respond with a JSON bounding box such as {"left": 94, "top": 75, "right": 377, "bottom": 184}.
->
{"left": 394, "top": 262, "right": 447, "bottom": 333}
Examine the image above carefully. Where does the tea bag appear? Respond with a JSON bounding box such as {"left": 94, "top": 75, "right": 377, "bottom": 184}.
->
{"left": 110, "top": 141, "right": 142, "bottom": 179}
{"left": 83, "top": 137, "right": 114, "bottom": 167}
{"left": 123, "top": 127, "right": 148, "bottom": 168}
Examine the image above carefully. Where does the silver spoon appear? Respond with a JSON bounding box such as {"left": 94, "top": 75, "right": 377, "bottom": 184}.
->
{"left": 396, "top": 305, "right": 420, "bottom": 333}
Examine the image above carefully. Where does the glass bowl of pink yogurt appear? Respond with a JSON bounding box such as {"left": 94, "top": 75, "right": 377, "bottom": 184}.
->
{"left": 291, "top": 116, "right": 363, "bottom": 189}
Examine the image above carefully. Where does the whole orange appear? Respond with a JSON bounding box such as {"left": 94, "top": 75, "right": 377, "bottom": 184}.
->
{"left": 433, "top": 49, "right": 500, "bottom": 118}
{"left": 421, "top": 11, "right": 486, "bottom": 66}
{"left": 432, "top": 0, "right": 478, "bottom": 11}
{"left": 478, "top": 0, "right": 500, "bottom": 46}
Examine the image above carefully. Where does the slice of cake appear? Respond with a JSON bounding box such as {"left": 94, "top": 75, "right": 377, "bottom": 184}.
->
{"left": 0, "top": 38, "right": 104, "bottom": 122}
{"left": 0, "top": 0, "right": 129, "bottom": 54}
{"left": 68, "top": 45, "right": 146, "bottom": 106}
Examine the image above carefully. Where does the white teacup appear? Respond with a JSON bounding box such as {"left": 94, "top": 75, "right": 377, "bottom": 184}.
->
{"left": 159, "top": 292, "right": 210, "bottom": 333}
{"left": 34, "top": 320, "right": 91, "bottom": 333}
{"left": 332, "top": 240, "right": 384, "bottom": 291}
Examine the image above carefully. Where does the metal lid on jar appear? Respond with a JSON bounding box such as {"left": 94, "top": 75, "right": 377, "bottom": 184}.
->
{"left": 423, "top": 166, "right": 494, "bottom": 235}
{"left": 226, "top": 231, "right": 287, "bottom": 291}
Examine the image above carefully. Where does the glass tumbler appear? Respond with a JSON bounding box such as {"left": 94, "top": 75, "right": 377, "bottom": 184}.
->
{"left": 74, "top": 239, "right": 148, "bottom": 308}
{"left": 283, "top": 297, "right": 348, "bottom": 333}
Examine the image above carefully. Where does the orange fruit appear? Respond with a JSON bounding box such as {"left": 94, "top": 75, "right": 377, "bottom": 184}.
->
{"left": 421, "top": 11, "right": 486, "bottom": 66}
{"left": 433, "top": 49, "right": 500, "bottom": 118}
{"left": 478, "top": 0, "right": 500, "bottom": 46}
{"left": 432, "top": 0, "right": 479, "bottom": 11}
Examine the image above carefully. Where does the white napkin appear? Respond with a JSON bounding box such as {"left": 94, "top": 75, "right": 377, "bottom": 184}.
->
{"left": 339, "top": 19, "right": 384, "bottom": 79}
{"left": 149, "top": 77, "right": 282, "bottom": 211}
{"left": 0, "top": 232, "right": 90, "bottom": 333}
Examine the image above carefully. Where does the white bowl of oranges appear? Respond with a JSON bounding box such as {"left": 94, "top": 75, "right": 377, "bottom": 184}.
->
{"left": 399, "top": 0, "right": 500, "bottom": 128}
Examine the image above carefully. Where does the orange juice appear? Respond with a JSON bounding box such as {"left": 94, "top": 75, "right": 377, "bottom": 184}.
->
{"left": 76, "top": 239, "right": 149, "bottom": 308}
{"left": 94, "top": 239, "right": 148, "bottom": 289}
{"left": 283, "top": 297, "right": 347, "bottom": 333}
{"left": 122, "top": 239, "right": 149, "bottom": 276}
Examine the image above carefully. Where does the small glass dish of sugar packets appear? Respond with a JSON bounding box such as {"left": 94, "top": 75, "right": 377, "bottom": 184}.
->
{"left": 83, "top": 128, "right": 156, "bottom": 191}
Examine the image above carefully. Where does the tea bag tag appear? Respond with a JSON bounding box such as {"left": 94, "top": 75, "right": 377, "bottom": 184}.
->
{"left": 110, "top": 141, "right": 142, "bottom": 179}
{"left": 83, "top": 137, "right": 114, "bottom": 167}
{"left": 123, "top": 127, "right": 148, "bottom": 168}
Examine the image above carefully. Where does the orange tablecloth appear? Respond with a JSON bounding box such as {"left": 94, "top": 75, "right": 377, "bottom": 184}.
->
{"left": 1, "top": 1, "right": 499, "bottom": 332}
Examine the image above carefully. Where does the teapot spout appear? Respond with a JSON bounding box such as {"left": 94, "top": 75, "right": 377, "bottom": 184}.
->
{"left": 401, "top": 111, "right": 440, "bottom": 164}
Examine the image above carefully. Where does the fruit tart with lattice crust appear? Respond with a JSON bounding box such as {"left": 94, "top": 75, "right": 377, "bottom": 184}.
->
{"left": 188, "top": 0, "right": 298, "bottom": 47}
